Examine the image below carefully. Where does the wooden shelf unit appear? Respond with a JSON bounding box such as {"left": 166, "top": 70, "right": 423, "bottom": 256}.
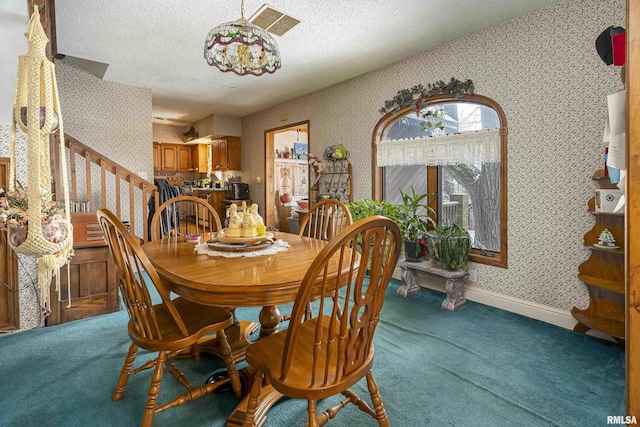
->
{"left": 571, "top": 170, "right": 624, "bottom": 341}
{"left": 312, "top": 160, "right": 352, "bottom": 204}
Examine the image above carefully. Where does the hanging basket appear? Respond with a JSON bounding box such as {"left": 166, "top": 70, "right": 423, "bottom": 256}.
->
{"left": 4, "top": 6, "right": 74, "bottom": 310}
{"left": 8, "top": 219, "right": 70, "bottom": 251}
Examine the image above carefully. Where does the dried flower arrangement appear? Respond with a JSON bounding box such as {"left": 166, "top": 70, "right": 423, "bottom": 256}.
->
{"left": 0, "top": 182, "right": 68, "bottom": 246}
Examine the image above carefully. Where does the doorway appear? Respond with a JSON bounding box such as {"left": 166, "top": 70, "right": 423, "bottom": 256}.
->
{"left": 264, "top": 121, "right": 309, "bottom": 231}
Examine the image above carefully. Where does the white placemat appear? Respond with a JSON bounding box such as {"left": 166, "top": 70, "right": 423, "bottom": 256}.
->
{"left": 194, "top": 239, "right": 290, "bottom": 258}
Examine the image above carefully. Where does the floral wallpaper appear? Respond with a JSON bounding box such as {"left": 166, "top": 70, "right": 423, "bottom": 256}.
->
{"left": 213, "top": 114, "right": 242, "bottom": 137}
{"left": 153, "top": 123, "right": 185, "bottom": 143}
{"left": 241, "top": 0, "right": 625, "bottom": 312}
{"left": 56, "top": 59, "right": 153, "bottom": 179}
{"left": 0, "top": 126, "right": 41, "bottom": 331}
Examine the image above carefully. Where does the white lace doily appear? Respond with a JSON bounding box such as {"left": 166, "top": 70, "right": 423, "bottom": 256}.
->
{"left": 194, "top": 239, "right": 290, "bottom": 258}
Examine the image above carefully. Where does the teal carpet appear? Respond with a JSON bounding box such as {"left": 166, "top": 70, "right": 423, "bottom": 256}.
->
{"left": 0, "top": 280, "right": 624, "bottom": 426}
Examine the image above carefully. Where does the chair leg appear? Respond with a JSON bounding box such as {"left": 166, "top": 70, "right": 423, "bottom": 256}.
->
{"left": 307, "top": 399, "right": 319, "bottom": 427}
{"left": 217, "top": 328, "right": 243, "bottom": 399}
{"left": 243, "top": 369, "right": 264, "bottom": 427}
{"left": 190, "top": 342, "right": 201, "bottom": 362}
{"left": 366, "top": 372, "right": 389, "bottom": 427}
{"left": 304, "top": 302, "right": 313, "bottom": 321}
{"left": 141, "top": 351, "right": 166, "bottom": 427}
{"left": 112, "top": 343, "right": 139, "bottom": 401}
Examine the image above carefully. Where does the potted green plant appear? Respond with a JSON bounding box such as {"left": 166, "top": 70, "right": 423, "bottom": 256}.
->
{"left": 397, "top": 187, "right": 435, "bottom": 262}
{"left": 347, "top": 199, "right": 399, "bottom": 223}
{"left": 425, "top": 223, "right": 471, "bottom": 271}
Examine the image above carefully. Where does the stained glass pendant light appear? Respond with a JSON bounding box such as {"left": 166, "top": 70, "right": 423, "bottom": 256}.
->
{"left": 204, "top": 0, "right": 281, "bottom": 76}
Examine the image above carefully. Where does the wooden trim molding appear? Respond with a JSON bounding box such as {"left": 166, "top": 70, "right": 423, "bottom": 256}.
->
{"left": 370, "top": 94, "right": 508, "bottom": 268}
{"left": 264, "top": 120, "right": 310, "bottom": 229}
{"left": 0, "top": 157, "right": 19, "bottom": 331}
{"left": 31, "top": 0, "right": 57, "bottom": 60}
{"left": 627, "top": 0, "right": 640, "bottom": 416}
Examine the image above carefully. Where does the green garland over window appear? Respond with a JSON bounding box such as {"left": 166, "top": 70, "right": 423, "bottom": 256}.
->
{"left": 379, "top": 78, "right": 475, "bottom": 115}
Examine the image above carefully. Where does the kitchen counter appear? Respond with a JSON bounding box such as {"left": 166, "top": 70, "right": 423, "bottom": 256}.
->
{"left": 190, "top": 188, "right": 226, "bottom": 197}
{"left": 193, "top": 188, "right": 226, "bottom": 192}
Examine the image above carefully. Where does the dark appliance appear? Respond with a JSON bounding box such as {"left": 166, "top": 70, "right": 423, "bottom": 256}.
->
{"left": 228, "top": 182, "right": 250, "bottom": 200}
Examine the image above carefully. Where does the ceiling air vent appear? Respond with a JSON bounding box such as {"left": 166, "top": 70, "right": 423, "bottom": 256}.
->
{"left": 249, "top": 4, "right": 300, "bottom": 37}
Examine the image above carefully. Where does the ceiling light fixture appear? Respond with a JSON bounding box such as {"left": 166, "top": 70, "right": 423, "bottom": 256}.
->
{"left": 204, "top": 0, "right": 281, "bottom": 76}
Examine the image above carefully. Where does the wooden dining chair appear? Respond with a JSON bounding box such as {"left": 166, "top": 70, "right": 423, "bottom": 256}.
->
{"left": 291, "top": 198, "right": 353, "bottom": 321}
{"left": 97, "top": 208, "right": 242, "bottom": 427}
{"left": 149, "top": 195, "right": 222, "bottom": 241}
{"left": 298, "top": 198, "right": 353, "bottom": 241}
{"left": 243, "top": 216, "right": 401, "bottom": 427}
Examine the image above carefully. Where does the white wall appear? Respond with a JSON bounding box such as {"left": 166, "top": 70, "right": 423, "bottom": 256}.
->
{"left": 241, "top": 0, "right": 625, "bottom": 312}
{"left": 0, "top": 1, "right": 28, "bottom": 125}
{"left": 274, "top": 130, "right": 308, "bottom": 156}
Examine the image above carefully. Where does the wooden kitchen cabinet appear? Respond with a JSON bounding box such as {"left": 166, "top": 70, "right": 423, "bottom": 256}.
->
{"left": 153, "top": 142, "right": 162, "bottom": 171}
{"left": 208, "top": 190, "right": 228, "bottom": 222}
{"left": 161, "top": 145, "right": 177, "bottom": 171}
{"left": 192, "top": 144, "right": 209, "bottom": 172}
{"left": 211, "top": 137, "right": 241, "bottom": 171}
{"left": 177, "top": 145, "right": 192, "bottom": 172}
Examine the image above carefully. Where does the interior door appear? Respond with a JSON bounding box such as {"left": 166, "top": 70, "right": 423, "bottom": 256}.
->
{"left": 264, "top": 121, "right": 310, "bottom": 230}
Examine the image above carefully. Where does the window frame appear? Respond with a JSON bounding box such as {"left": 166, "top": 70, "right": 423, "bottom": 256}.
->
{"left": 371, "top": 93, "right": 508, "bottom": 268}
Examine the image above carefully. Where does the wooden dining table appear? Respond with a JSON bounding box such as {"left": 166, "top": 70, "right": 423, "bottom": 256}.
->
{"left": 142, "top": 231, "right": 357, "bottom": 426}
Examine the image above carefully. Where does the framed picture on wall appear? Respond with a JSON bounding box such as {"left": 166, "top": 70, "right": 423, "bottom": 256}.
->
{"left": 294, "top": 142, "right": 308, "bottom": 157}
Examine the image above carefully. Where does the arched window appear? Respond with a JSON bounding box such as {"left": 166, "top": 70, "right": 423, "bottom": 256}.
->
{"left": 372, "top": 94, "right": 508, "bottom": 268}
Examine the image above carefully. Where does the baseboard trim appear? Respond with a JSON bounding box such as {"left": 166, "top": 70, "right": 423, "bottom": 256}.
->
{"left": 392, "top": 268, "right": 578, "bottom": 331}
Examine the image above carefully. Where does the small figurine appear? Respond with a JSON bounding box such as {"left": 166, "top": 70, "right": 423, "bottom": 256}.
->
{"left": 308, "top": 154, "right": 323, "bottom": 173}
{"left": 250, "top": 203, "right": 264, "bottom": 226}
{"left": 597, "top": 229, "right": 617, "bottom": 247}
{"left": 225, "top": 203, "right": 242, "bottom": 237}
{"left": 241, "top": 208, "right": 257, "bottom": 237}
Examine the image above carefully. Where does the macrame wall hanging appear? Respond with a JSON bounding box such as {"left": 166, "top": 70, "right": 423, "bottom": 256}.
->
{"left": 5, "top": 6, "right": 73, "bottom": 310}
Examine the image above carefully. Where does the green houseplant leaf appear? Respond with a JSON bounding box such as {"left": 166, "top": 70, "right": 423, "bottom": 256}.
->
{"left": 397, "top": 187, "right": 436, "bottom": 245}
{"left": 425, "top": 223, "right": 471, "bottom": 271}
{"left": 347, "top": 199, "right": 399, "bottom": 223}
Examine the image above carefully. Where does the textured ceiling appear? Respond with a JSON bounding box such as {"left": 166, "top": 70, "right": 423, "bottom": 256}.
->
{"left": 53, "top": 0, "right": 561, "bottom": 125}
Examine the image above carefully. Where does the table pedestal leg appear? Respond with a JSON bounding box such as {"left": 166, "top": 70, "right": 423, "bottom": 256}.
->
{"left": 258, "top": 305, "right": 282, "bottom": 339}
{"left": 194, "top": 309, "right": 259, "bottom": 364}
{"left": 226, "top": 367, "right": 282, "bottom": 427}
{"left": 227, "top": 305, "right": 285, "bottom": 426}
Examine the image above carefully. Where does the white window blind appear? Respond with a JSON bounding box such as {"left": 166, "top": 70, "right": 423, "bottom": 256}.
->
{"left": 376, "top": 128, "right": 500, "bottom": 167}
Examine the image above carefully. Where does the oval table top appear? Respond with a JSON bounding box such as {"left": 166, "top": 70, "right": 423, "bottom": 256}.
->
{"left": 142, "top": 232, "right": 354, "bottom": 307}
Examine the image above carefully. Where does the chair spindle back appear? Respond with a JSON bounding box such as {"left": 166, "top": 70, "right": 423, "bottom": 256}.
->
{"left": 281, "top": 216, "right": 401, "bottom": 386}
{"left": 97, "top": 209, "right": 188, "bottom": 341}
{"left": 150, "top": 195, "right": 222, "bottom": 241}
{"left": 298, "top": 199, "right": 353, "bottom": 241}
